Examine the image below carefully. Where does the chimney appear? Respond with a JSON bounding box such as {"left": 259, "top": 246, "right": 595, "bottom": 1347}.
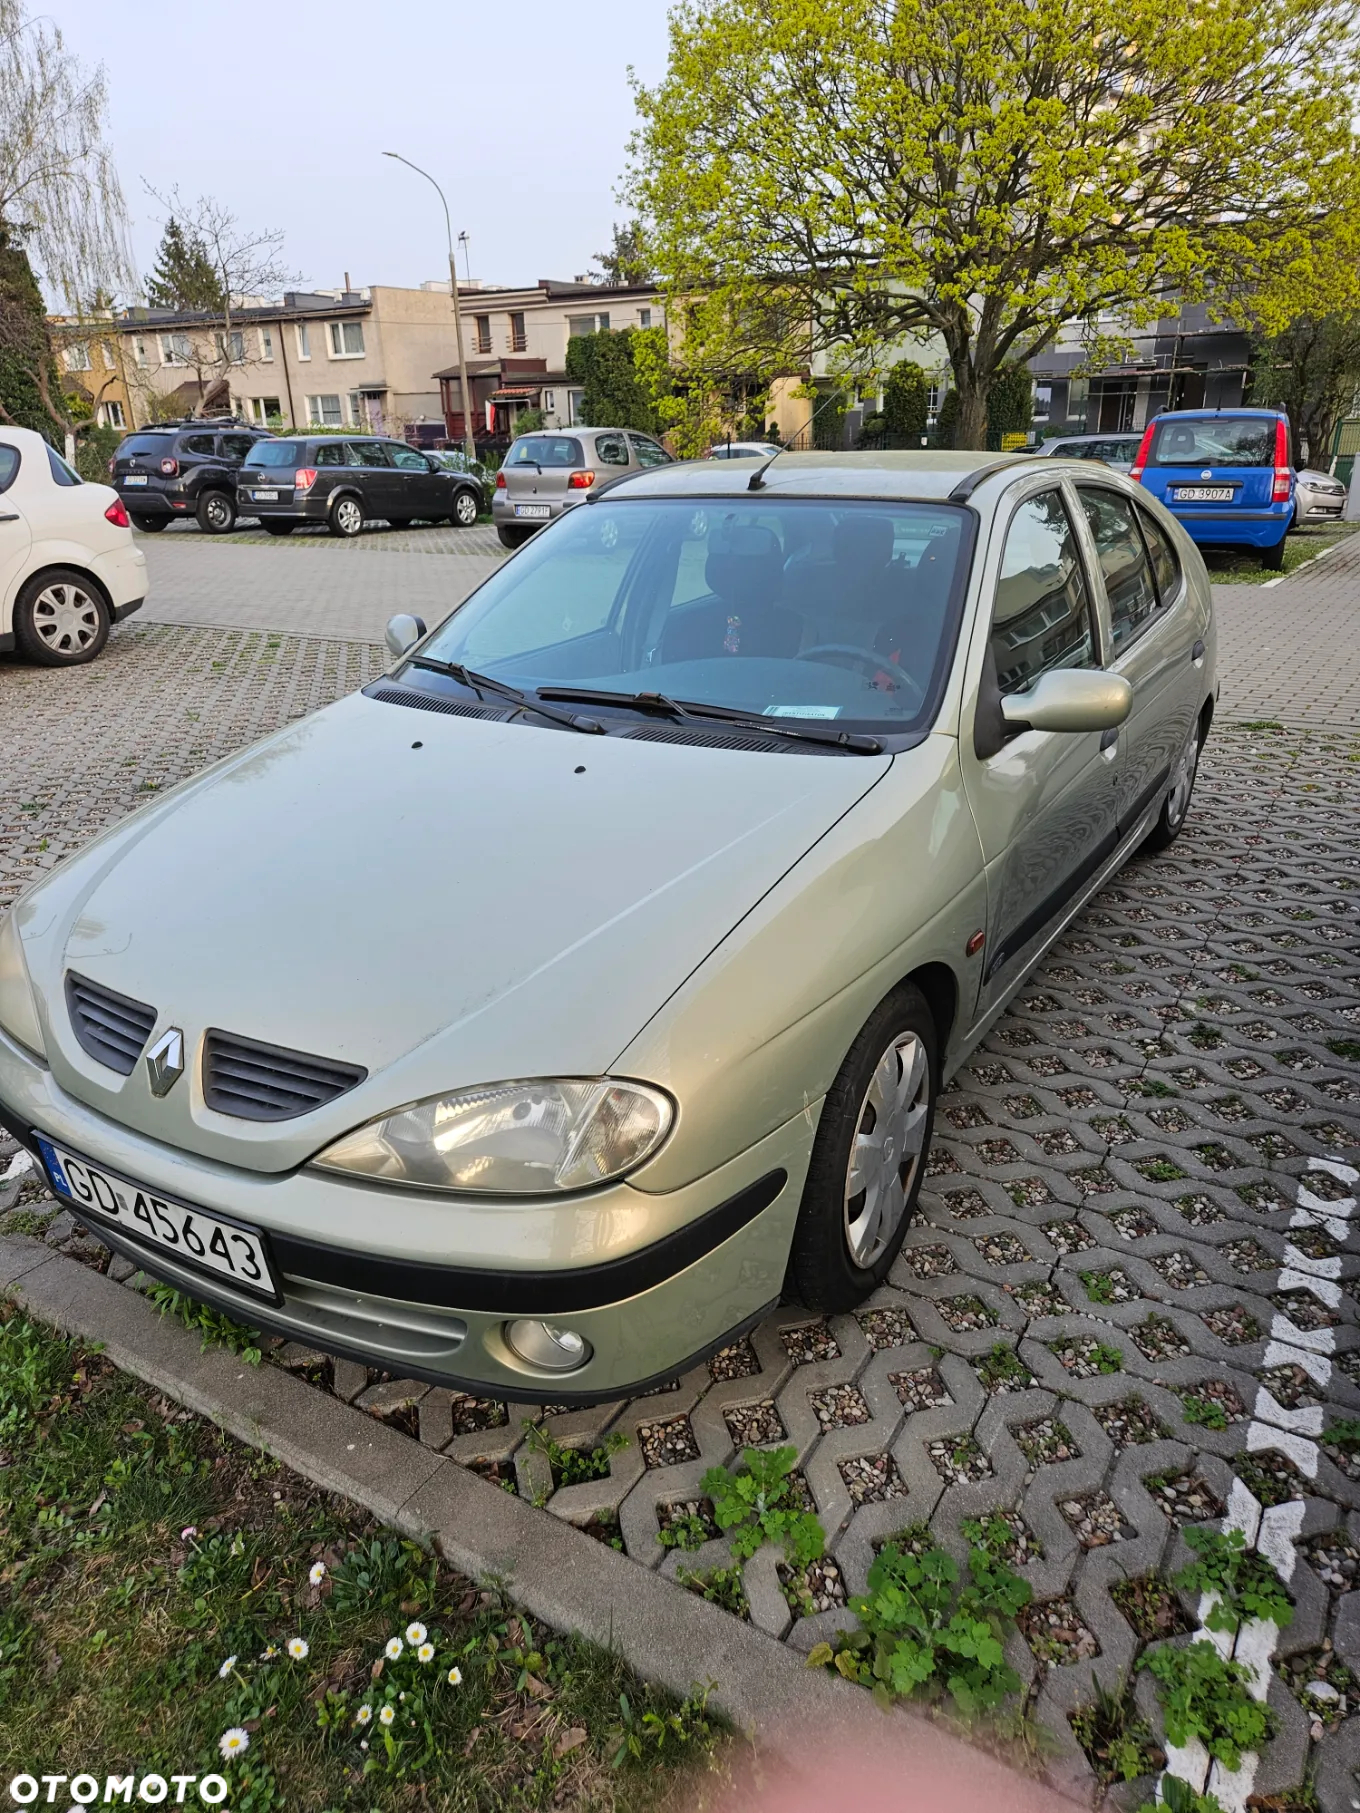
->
{"left": 344, "top": 271, "right": 351, "bottom": 293}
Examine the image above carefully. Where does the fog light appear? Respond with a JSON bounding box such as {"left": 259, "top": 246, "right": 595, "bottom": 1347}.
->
{"left": 504, "top": 1319, "right": 592, "bottom": 1373}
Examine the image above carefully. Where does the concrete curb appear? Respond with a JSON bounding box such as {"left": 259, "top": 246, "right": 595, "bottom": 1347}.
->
{"left": 1, "top": 1234, "right": 1075, "bottom": 1808}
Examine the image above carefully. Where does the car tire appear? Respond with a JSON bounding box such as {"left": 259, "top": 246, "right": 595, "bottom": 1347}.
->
{"left": 1262, "top": 534, "right": 1287, "bottom": 571}
{"left": 451, "top": 489, "right": 480, "bottom": 528}
{"left": 261, "top": 521, "right": 296, "bottom": 536}
{"left": 196, "top": 490, "right": 237, "bottom": 534}
{"left": 328, "top": 495, "right": 365, "bottom": 538}
{"left": 497, "top": 525, "right": 533, "bottom": 549}
{"left": 12, "top": 568, "right": 110, "bottom": 666}
{"left": 130, "top": 513, "right": 167, "bottom": 533}
{"left": 1143, "top": 716, "right": 1203, "bottom": 852}
{"left": 786, "top": 981, "right": 937, "bottom": 1313}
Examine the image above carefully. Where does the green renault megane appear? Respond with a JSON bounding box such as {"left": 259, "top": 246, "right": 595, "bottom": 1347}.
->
{"left": 0, "top": 451, "right": 1215, "bottom": 1400}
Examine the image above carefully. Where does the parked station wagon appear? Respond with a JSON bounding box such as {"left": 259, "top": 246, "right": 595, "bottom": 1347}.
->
{"left": 0, "top": 451, "right": 1216, "bottom": 1401}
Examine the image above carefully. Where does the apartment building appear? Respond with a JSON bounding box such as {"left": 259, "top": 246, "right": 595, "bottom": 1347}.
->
{"left": 48, "top": 315, "right": 136, "bottom": 430}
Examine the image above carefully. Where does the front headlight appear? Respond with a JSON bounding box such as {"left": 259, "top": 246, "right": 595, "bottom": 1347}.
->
{"left": 0, "top": 911, "right": 46, "bottom": 1060}
{"left": 312, "top": 1077, "right": 673, "bottom": 1194}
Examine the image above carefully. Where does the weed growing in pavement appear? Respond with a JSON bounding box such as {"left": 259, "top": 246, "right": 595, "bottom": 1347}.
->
{"left": 1071, "top": 1679, "right": 1164, "bottom": 1784}
{"left": 976, "top": 1342, "right": 1034, "bottom": 1390}
{"left": 1173, "top": 1527, "right": 1293, "bottom": 1633}
{"left": 1323, "top": 1417, "right": 1360, "bottom": 1456}
{"left": 1139, "top": 1640, "right": 1274, "bottom": 1768}
{"left": 700, "top": 1445, "right": 825, "bottom": 1566}
{"left": 656, "top": 1510, "right": 712, "bottom": 1553}
{"left": 1089, "top": 1341, "right": 1124, "bottom": 1373}
{"left": 807, "top": 1533, "right": 1030, "bottom": 1718}
{"left": 523, "top": 1421, "right": 629, "bottom": 1493}
{"left": 675, "top": 1564, "right": 750, "bottom": 1618}
{"left": 1138, "top": 1778, "right": 1226, "bottom": 1813}
{"left": 1180, "top": 1390, "right": 1230, "bottom": 1431}
{"left": 1326, "top": 1038, "right": 1360, "bottom": 1062}
{"left": 144, "top": 1280, "right": 262, "bottom": 1362}
{"left": 1082, "top": 1271, "right": 1119, "bottom": 1305}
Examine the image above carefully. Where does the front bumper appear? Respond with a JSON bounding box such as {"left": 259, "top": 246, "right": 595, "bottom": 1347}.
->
{"left": 0, "top": 1037, "right": 813, "bottom": 1402}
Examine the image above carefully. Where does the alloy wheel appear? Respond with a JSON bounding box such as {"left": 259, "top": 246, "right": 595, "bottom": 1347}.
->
{"left": 1165, "top": 724, "right": 1200, "bottom": 830}
{"left": 843, "top": 1030, "right": 930, "bottom": 1267}
{"left": 336, "top": 499, "right": 363, "bottom": 535}
{"left": 454, "top": 492, "right": 478, "bottom": 527}
{"left": 30, "top": 582, "right": 101, "bottom": 654}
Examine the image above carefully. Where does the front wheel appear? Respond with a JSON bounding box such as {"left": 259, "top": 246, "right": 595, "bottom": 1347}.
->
{"left": 1261, "top": 534, "right": 1287, "bottom": 571}
{"left": 130, "top": 513, "right": 167, "bottom": 533}
{"left": 328, "top": 496, "right": 365, "bottom": 538}
{"left": 12, "top": 568, "right": 110, "bottom": 665}
{"left": 1143, "top": 718, "right": 1203, "bottom": 852}
{"left": 786, "top": 982, "right": 937, "bottom": 1312}
{"left": 497, "top": 525, "right": 533, "bottom": 550}
{"left": 196, "top": 490, "right": 236, "bottom": 534}
{"left": 452, "top": 489, "right": 480, "bottom": 528}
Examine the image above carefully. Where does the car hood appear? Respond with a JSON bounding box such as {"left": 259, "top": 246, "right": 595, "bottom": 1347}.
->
{"left": 20, "top": 691, "right": 888, "bottom": 1170}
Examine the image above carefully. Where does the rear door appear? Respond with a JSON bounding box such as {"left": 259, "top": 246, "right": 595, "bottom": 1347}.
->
{"left": 500, "top": 434, "right": 585, "bottom": 518}
{"left": 0, "top": 439, "right": 33, "bottom": 625}
{"left": 346, "top": 439, "right": 396, "bottom": 517}
{"left": 628, "top": 433, "right": 673, "bottom": 468}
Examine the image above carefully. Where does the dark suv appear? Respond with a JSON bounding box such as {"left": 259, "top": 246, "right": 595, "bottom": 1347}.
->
{"left": 111, "top": 420, "right": 275, "bottom": 534}
{"left": 238, "top": 435, "right": 485, "bottom": 537}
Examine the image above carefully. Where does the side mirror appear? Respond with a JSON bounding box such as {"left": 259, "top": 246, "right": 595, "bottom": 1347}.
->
{"left": 384, "top": 613, "right": 426, "bottom": 659}
{"left": 1001, "top": 668, "right": 1132, "bottom": 735}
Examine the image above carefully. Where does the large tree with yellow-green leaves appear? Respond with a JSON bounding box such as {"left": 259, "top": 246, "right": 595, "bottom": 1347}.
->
{"left": 627, "top": 0, "right": 1360, "bottom": 448}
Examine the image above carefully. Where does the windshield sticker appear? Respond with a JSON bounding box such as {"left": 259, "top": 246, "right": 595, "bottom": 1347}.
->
{"left": 764, "top": 705, "right": 842, "bottom": 719}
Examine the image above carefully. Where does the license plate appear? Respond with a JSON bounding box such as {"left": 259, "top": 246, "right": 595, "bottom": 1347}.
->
{"left": 252, "top": 489, "right": 279, "bottom": 501}
{"left": 31, "top": 1134, "right": 278, "bottom": 1301}
{"left": 1171, "top": 485, "right": 1235, "bottom": 502}
{"left": 514, "top": 504, "right": 551, "bottom": 519}
{"left": 124, "top": 474, "right": 148, "bottom": 486}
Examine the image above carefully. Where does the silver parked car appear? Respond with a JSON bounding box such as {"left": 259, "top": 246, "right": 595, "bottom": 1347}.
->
{"left": 492, "top": 426, "right": 673, "bottom": 549}
{"left": 1292, "top": 467, "right": 1348, "bottom": 526}
{"left": 0, "top": 452, "right": 1216, "bottom": 1402}
{"left": 1036, "top": 432, "right": 1143, "bottom": 472}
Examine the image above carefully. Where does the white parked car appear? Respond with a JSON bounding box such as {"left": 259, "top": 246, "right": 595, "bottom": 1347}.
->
{"left": 1292, "top": 468, "right": 1348, "bottom": 526}
{"left": 0, "top": 426, "right": 148, "bottom": 666}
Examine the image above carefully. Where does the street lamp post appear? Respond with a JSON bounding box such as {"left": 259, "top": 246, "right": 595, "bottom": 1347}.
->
{"left": 383, "top": 151, "right": 478, "bottom": 463}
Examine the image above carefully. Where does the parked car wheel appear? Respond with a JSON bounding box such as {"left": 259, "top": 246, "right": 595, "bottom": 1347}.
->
{"left": 497, "top": 525, "right": 534, "bottom": 550}
{"left": 451, "top": 489, "right": 479, "bottom": 529}
{"left": 130, "top": 513, "right": 168, "bottom": 533}
{"left": 12, "top": 568, "right": 110, "bottom": 666}
{"left": 261, "top": 521, "right": 297, "bottom": 537}
{"left": 1262, "top": 535, "right": 1286, "bottom": 571}
{"left": 196, "top": 490, "right": 237, "bottom": 534}
{"left": 1143, "top": 718, "right": 1203, "bottom": 853}
{"left": 786, "top": 982, "right": 937, "bottom": 1313}
{"left": 329, "top": 496, "right": 365, "bottom": 538}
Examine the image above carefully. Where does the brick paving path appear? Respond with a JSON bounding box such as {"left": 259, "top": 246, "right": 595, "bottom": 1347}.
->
{"left": 1213, "top": 530, "right": 1360, "bottom": 728}
{"left": 2, "top": 545, "right": 1359, "bottom": 1807}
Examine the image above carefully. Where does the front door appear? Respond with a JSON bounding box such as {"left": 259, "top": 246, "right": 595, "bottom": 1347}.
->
{"left": 389, "top": 442, "right": 444, "bottom": 518}
{"left": 960, "top": 484, "right": 1120, "bottom": 1020}
{"left": 0, "top": 440, "right": 33, "bottom": 632}
{"left": 346, "top": 440, "right": 397, "bottom": 517}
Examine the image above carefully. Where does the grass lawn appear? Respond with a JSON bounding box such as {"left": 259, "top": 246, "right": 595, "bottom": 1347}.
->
{"left": 0, "top": 1303, "right": 723, "bottom": 1809}
{"left": 1203, "top": 520, "right": 1359, "bottom": 584}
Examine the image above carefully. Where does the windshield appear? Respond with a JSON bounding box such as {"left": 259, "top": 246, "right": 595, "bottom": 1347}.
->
{"left": 507, "top": 435, "right": 582, "bottom": 469}
{"left": 243, "top": 441, "right": 302, "bottom": 468}
{"left": 1148, "top": 417, "right": 1277, "bottom": 467}
{"left": 412, "top": 496, "right": 974, "bottom": 732}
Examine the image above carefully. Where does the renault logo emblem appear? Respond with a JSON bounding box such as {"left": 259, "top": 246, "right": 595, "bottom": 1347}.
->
{"left": 146, "top": 1027, "right": 185, "bottom": 1097}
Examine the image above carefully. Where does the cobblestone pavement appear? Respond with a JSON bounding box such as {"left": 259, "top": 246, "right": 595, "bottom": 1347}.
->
{"left": 1213, "top": 529, "right": 1360, "bottom": 729}
{"left": 2, "top": 610, "right": 1359, "bottom": 1806}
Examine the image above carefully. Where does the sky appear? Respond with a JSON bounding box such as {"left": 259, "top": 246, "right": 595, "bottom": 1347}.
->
{"left": 48, "top": 0, "right": 675, "bottom": 299}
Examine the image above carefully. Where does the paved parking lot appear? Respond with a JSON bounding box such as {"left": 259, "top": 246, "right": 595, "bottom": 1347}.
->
{"left": 2, "top": 526, "right": 1358, "bottom": 1807}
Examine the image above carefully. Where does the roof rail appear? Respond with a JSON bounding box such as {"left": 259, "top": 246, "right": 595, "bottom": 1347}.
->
{"left": 948, "top": 457, "right": 1025, "bottom": 502}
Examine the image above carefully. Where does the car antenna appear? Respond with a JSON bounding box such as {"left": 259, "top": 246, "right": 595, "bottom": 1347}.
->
{"left": 749, "top": 384, "right": 857, "bottom": 490}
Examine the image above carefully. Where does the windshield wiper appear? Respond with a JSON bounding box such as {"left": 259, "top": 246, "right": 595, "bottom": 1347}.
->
{"left": 535, "top": 686, "right": 883, "bottom": 754}
{"left": 407, "top": 658, "right": 605, "bottom": 735}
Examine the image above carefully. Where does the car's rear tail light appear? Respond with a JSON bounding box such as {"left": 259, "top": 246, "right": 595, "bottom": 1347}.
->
{"left": 159, "top": 457, "right": 178, "bottom": 476}
{"left": 1273, "top": 416, "right": 1292, "bottom": 501}
{"left": 294, "top": 468, "right": 318, "bottom": 491}
{"left": 495, "top": 470, "right": 506, "bottom": 488}
{"left": 104, "top": 498, "right": 130, "bottom": 527}
{"left": 567, "top": 470, "right": 596, "bottom": 489}
{"left": 1128, "top": 422, "right": 1156, "bottom": 484}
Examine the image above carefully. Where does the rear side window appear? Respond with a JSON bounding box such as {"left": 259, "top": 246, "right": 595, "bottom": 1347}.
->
{"left": 315, "top": 443, "right": 346, "bottom": 466}
{"left": 1077, "top": 489, "right": 1158, "bottom": 653}
{"left": 1148, "top": 417, "right": 1276, "bottom": 467}
{"left": 594, "top": 432, "right": 629, "bottom": 467}
{"left": 0, "top": 443, "right": 18, "bottom": 492}
{"left": 991, "top": 490, "right": 1095, "bottom": 692}
{"left": 244, "top": 441, "right": 302, "bottom": 467}
{"left": 179, "top": 434, "right": 216, "bottom": 457}
{"left": 507, "top": 435, "right": 581, "bottom": 468}
{"left": 117, "top": 434, "right": 173, "bottom": 458}
{"left": 1137, "top": 507, "right": 1182, "bottom": 602}
{"left": 46, "top": 444, "right": 82, "bottom": 486}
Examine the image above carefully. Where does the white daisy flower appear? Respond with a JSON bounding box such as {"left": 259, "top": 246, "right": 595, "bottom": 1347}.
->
{"left": 354, "top": 1704, "right": 372, "bottom": 1726}
{"left": 218, "top": 1655, "right": 237, "bottom": 1679}
{"left": 404, "top": 1621, "right": 427, "bottom": 1646}
{"left": 286, "top": 1636, "right": 309, "bottom": 1660}
{"left": 379, "top": 1705, "right": 396, "bottom": 1726}
{"left": 181, "top": 1526, "right": 198, "bottom": 1541}
{"left": 218, "top": 1728, "right": 249, "bottom": 1760}
{"left": 447, "top": 1665, "right": 463, "bottom": 1686}
{"left": 308, "top": 1562, "right": 326, "bottom": 1586}
{"left": 259, "top": 1644, "right": 279, "bottom": 1660}
{"left": 417, "top": 1643, "right": 434, "bottom": 1663}
{"left": 384, "top": 1636, "right": 404, "bottom": 1660}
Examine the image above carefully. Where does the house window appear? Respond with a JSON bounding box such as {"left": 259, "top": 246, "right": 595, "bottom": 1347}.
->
{"left": 509, "top": 312, "right": 526, "bottom": 352}
{"left": 249, "top": 397, "right": 282, "bottom": 424}
{"left": 296, "top": 323, "right": 312, "bottom": 360}
{"left": 260, "top": 326, "right": 275, "bottom": 362}
{"left": 101, "top": 342, "right": 115, "bottom": 369}
{"left": 219, "top": 330, "right": 245, "bottom": 365}
{"left": 1032, "top": 384, "right": 1052, "bottom": 422}
{"left": 542, "top": 390, "right": 555, "bottom": 413}
{"left": 307, "top": 394, "right": 343, "bottom": 426}
{"left": 638, "top": 308, "right": 652, "bottom": 329}
{"left": 926, "top": 383, "right": 943, "bottom": 423}
{"left": 347, "top": 392, "right": 364, "bottom": 426}
{"left": 475, "top": 314, "right": 492, "bottom": 353}
{"left": 328, "top": 320, "right": 365, "bottom": 358}
{"left": 568, "top": 313, "right": 610, "bottom": 337}
{"left": 99, "top": 400, "right": 126, "bottom": 428}
{"left": 64, "top": 342, "right": 92, "bottom": 372}
{"left": 134, "top": 337, "right": 149, "bottom": 368}
{"left": 160, "top": 333, "right": 191, "bottom": 366}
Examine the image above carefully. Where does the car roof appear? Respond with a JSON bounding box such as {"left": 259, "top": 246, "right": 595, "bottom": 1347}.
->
{"left": 1049, "top": 432, "right": 1138, "bottom": 443}
{"left": 1149, "top": 407, "right": 1282, "bottom": 421}
{"left": 601, "top": 448, "right": 1027, "bottom": 502}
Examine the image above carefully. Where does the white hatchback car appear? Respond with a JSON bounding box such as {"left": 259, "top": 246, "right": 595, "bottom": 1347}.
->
{"left": 0, "top": 426, "right": 148, "bottom": 666}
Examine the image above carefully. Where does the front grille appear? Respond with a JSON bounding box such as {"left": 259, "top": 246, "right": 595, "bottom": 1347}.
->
{"left": 203, "top": 1028, "right": 366, "bottom": 1122}
{"left": 625, "top": 723, "right": 851, "bottom": 755}
{"left": 66, "top": 971, "right": 157, "bottom": 1075}
{"left": 365, "top": 684, "right": 509, "bottom": 721}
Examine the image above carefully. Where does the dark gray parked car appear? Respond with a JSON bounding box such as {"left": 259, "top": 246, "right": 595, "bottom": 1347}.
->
{"left": 238, "top": 435, "right": 484, "bottom": 537}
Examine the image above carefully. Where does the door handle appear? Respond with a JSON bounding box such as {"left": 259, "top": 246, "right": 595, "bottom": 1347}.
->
{"left": 1191, "top": 638, "right": 1206, "bottom": 663}
{"left": 0, "top": 511, "right": 19, "bottom": 523}
{"left": 1100, "top": 727, "right": 1119, "bottom": 752}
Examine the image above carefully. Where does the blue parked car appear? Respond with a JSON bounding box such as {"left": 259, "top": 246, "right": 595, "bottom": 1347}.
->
{"left": 1131, "top": 408, "right": 1293, "bottom": 569}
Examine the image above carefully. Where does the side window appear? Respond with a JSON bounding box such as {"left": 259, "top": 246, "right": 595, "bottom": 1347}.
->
{"left": 350, "top": 441, "right": 390, "bottom": 468}
{"left": 1076, "top": 488, "right": 1158, "bottom": 653}
{"left": 991, "top": 490, "right": 1095, "bottom": 693}
{"left": 219, "top": 434, "right": 255, "bottom": 462}
{"left": 0, "top": 443, "right": 20, "bottom": 492}
{"left": 45, "top": 444, "right": 82, "bottom": 486}
{"left": 594, "top": 433, "right": 629, "bottom": 467}
{"left": 390, "top": 445, "right": 428, "bottom": 470}
{"left": 1136, "top": 506, "right": 1182, "bottom": 605}
{"left": 629, "top": 434, "right": 671, "bottom": 468}
{"left": 314, "top": 443, "right": 345, "bottom": 467}
{"left": 180, "top": 434, "right": 216, "bottom": 457}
